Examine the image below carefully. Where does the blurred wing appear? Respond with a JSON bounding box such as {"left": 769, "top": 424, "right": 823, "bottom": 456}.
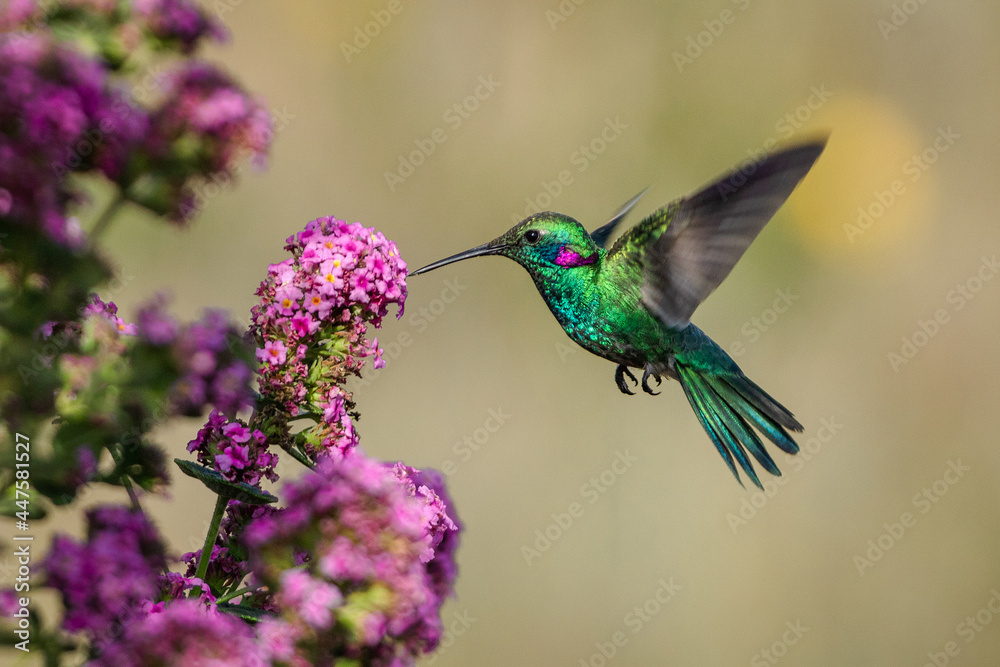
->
{"left": 589, "top": 187, "right": 651, "bottom": 248}
{"left": 627, "top": 141, "right": 826, "bottom": 328}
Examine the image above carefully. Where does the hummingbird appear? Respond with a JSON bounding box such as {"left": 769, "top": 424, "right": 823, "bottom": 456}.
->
{"left": 410, "top": 140, "right": 826, "bottom": 489}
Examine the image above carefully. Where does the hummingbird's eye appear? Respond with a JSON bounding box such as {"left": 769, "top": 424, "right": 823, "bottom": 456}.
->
{"left": 523, "top": 229, "right": 541, "bottom": 244}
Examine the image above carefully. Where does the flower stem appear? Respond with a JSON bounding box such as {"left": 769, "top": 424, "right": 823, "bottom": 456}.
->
{"left": 110, "top": 445, "right": 142, "bottom": 513}
{"left": 285, "top": 442, "right": 315, "bottom": 469}
{"left": 216, "top": 584, "right": 261, "bottom": 605}
{"left": 88, "top": 193, "right": 125, "bottom": 245}
{"left": 190, "top": 493, "right": 228, "bottom": 599}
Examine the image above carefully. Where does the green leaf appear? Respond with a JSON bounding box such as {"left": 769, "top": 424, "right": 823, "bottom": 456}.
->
{"left": 217, "top": 603, "right": 269, "bottom": 622}
{"left": 0, "top": 486, "right": 48, "bottom": 519}
{"left": 174, "top": 459, "right": 277, "bottom": 505}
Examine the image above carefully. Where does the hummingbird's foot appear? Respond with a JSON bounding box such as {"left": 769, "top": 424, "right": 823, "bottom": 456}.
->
{"left": 641, "top": 368, "right": 662, "bottom": 395}
{"left": 615, "top": 365, "right": 638, "bottom": 395}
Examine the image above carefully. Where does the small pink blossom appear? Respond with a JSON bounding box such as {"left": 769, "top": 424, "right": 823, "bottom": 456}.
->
{"left": 257, "top": 339, "right": 287, "bottom": 365}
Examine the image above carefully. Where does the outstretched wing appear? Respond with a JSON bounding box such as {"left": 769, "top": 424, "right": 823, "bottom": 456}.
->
{"left": 589, "top": 187, "right": 651, "bottom": 248}
{"left": 609, "top": 140, "right": 826, "bottom": 328}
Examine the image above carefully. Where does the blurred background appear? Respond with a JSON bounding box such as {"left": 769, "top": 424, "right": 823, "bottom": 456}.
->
{"left": 31, "top": 1, "right": 1000, "bottom": 665}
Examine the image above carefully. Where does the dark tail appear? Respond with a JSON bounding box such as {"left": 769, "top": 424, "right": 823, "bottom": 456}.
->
{"left": 676, "top": 364, "right": 802, "bottom": 489}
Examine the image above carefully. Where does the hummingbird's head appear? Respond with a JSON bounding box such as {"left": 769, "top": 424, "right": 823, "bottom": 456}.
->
{"left": 410, "top": 213, "right": 599, "bottom": 276}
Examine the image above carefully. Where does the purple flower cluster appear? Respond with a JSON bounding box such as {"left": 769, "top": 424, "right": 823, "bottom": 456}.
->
{"left": 0, "top": 0, "right": 225, "bottom": 51}
{"left": 43, "top": 505, "right": 166, "bottom": 645}
{"left": 82, "top": 295, "right": 138, "bottom": 335}
{"left": 0, "top": 31, "right": 146, "bottom": 246}
{"left": 0, "top": 0, "right": 271, "bottom": 244}
{"left": 92, "top": 599, "right": 266, "bottom": 667}
{"left": 186, "top": 410, "right": 277, "bottom": 486}
{"left": 133, "top": 0, "right": 228, "bottom": 53}
{"left": 156, "top": 571, "right": 214, "bottom": 607}
{"left": 137, "top": 298, "right": 256, "bottom": 416}
{"left": 251, "top": 216, "right": 407, "bottom": 461}
{"left": 245, "top": 450, "right": 459, "bottom": 666}
{"left": 51, "top": 295, "right": 255, "bottom": 419}
{"left": 0, "top": 588, "right": 19, "bottom": 617}
{"left": 143, "top": 62, "right": 272, "bottom": 221}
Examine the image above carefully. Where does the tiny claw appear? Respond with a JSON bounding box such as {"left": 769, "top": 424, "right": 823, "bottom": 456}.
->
{"left": 641, "top": 368, "right": 662, "bottom": 395}
{"left": 615, "top": 364, "right": 638, "bottom": 395}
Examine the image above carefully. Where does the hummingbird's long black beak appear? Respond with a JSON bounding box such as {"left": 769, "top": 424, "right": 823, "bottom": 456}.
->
{"left": 409, "top": 242, "right": 501, "bottom": 276}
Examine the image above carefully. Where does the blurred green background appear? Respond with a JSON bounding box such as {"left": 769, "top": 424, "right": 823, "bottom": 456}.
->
{"left": 25, "top": 1, "right": 1000, "bottom": 665}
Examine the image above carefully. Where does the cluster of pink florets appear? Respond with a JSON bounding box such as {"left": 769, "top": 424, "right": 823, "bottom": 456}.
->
{"left": 245, "top": 449, "right": 460, "bottom": 666}
{"left": 186, "top": 410, "right": 278, "bottom": 487}
{"left": 251, "top": 216, "right": 407, "bottom": 460}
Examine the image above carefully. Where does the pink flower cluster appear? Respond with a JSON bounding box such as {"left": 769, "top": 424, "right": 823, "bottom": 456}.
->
{"left": 251, "top": 216, "right": 407, "bottom": 461}
{"left": 43, "top": 506, "right": 167, "bottom": 646}
{"left": 186, "top": 410, "right": 278, "bottom": 486}
{"left": 91, "top": 599, "right": 266, "bottom": 667}
{"left": 391, "top": 464, "right": 462, "bottom": 601}
{"left": 245, "top": 450, "right": 459, "bottom": 666}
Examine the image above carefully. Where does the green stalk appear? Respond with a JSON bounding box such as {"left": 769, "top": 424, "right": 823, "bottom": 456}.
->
{"left": 285, "top": 442, "right": 315, "bottom": 469}
{"left": 189, "top": 494, "right": 228, "bottom": 599}
{"left": 216, "top": 584, "right": 261, "bottom": 605}
{"left": 88, "top": 194, "right": 125, "bottom": 245}
{"left": 110, "top": 445, "right": 141, "bottom": 513}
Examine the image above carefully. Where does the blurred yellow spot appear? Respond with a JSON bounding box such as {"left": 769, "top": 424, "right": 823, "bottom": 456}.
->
{"left": 784, "top": 94, "right": 937, "bottom": 257}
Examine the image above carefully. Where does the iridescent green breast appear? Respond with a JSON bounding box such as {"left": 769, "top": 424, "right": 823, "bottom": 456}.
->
{"left": 527, "top": 258, "right": 668, "bottom": 367}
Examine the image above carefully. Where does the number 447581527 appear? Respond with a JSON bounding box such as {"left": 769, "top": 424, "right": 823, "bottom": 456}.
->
{"left": 14, "top": 433, "right": 30, "bottom": 522}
